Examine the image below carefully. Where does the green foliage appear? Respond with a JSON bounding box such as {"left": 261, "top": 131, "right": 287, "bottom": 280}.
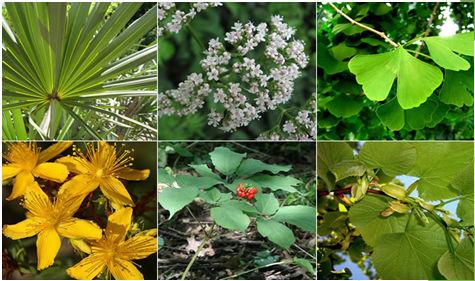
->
{"left": 318, "top": 2, "right": 474, "bottom": 140}
{"left": 317, "top": 141, "right": 474, "bottom": 280}
{"left": 2, "top": 3, "right": 157, "bottom": 140}
{"left": 158, "top": 145, "right": 316, "bottom": 250}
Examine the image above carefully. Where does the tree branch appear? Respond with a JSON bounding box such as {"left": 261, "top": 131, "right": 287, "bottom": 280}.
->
{"left": 415, "top": 2, "right": 440, "bottom": 58}
{"left": 328, "top": 3, "right": 399, "bottom": 48}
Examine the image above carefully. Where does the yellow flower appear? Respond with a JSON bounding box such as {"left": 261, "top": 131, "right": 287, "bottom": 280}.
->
{"left": 2, "top": 142, "right": 72, "bottom": 200}
{"left": 3, "top": 182, "right": 102, "bottom": 270}
{"left": 67, "top": 207, "right": 157, "bottom": 280}
{"left": 57, "top": 142, "right": 149, "bottom": 206}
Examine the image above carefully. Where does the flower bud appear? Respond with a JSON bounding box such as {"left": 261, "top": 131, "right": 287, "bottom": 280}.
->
{"left": 388, "top": 200, "right": 409, "bottom": 213}
{"left": 380, "top": 183, "right": 407, "bottom": 200}
{"left": 380, "top": 207, "right": 395, "bottom": 217}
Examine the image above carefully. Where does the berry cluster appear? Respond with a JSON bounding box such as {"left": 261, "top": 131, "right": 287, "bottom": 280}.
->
{"left": 236, "top": 183, "right": 258, "bottom": 199}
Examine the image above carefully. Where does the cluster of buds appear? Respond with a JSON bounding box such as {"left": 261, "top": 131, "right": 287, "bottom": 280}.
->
{"left": 236, "top": 183, "right": 258, "bottom": 199}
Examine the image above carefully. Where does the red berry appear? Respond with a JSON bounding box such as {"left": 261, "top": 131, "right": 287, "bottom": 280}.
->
{"left": 246, "top": 194, "right": 255, "bottom": 199}
{"left": 237, "top": 191, "right": 244, "bottom": 197}
{"left": 248, "top": 187, "right": 258, "bottom": 194}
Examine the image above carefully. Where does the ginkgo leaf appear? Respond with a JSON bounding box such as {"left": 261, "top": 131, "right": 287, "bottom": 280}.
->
{"left": 358, "top": 142, "right": 416, "bottom": 176}
{"left": 437, "top": 239, "right": 474, "bottom": 280}
{"left": 421, "top": 32, "right": 474, "bottom": 71}
{"left": 372, "top": 213, "right": 448, "bottom": 280}
{"left": 439, "top": 68, "right": 474, "bottom": 107}
{"left": 348, "top": 195, "right": 408, "bottom": 246}
{"left": 325, "top": 94, "right": 365, "bottom": 118}
{"left": 348, "top": 47, "right": 443, "bottom": 109}
{"left": 377, "top": 99, "right": 448, "bottom": 131}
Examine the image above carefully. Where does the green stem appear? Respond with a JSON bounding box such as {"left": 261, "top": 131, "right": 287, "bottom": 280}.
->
{"left": 405, "top": 49, "right": 432, "bottom": 59}
{"left": 181, "top": 235, "right": 210, "bottom": 280}
{"left": 435, "top": 196, "right": 463, "bottom": 208}
{"left": 427, "top": 210, "right": 456, "bottom": 253}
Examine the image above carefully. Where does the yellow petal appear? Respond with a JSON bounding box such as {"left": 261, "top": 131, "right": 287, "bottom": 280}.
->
{"left": 7, "top": 171, "right": 35, "bottom": 200}
{"left": 33, "top": 162, "right": 69, "bottom": 183}
{"left": 115, "top": 167, "right": 150, "bottom": 181}
{"left": 56, "top": 156, "right": 89, "bottom": 174}
{"left": 58, "top": 175, "right": 99, "bottom": 197}
{"left": 38, "top": 141, "right": 73, "bottom": 163}
{"left": 56, "top": 192, "right": 88, "bottom": 219}
{"left": 2, "top": 164, "right": 22, "bottom": 181}
{"left": 24, "top": 182, "right": 53, "bottom": 218}
{"left": 66, "top": 254, "right": 105, "bottom": 280}
{"left": 69, "top": 239, "right": 92, "bottom": 254}
{"left": 37, "top": 228, "right": 61, "bottom": 270}
{"left": 109, "top": 258, "right": 144, "bottom": 280}
{"left": 3, "top": 218, "right": 44, "bottom": 239}
{"left": 118, "top": 234, "right": 157, "bottom": 260}
{"left": 106, "top": 207, "right": 133, "bottom": 243}
{"left": 99, "top": 176, "right": 134, "bottom": 206}
{"left": 57, "top": 218, "right": 102, "bottom": 240}
{"left": 136, "top": 228, "right": 158, "bottom": 237}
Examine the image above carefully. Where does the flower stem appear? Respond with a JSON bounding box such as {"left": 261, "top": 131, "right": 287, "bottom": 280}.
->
{"left": 186, "top": 24, "right": 206, "bottom": 50}
{"left": 181, "top": 234, "right": 210, "bottom": 280}
{"left": 327, "top": 3, "right": 399, "bottom": 48}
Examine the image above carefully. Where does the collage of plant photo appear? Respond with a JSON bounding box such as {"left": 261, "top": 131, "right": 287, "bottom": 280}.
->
{"left": 1, "top": 1, "right": 474, "bottom": 281}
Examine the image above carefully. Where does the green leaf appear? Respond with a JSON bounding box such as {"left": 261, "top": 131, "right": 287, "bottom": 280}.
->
{"left": 437, "top": 239, "right": 474, "bottom": 280}
{"left": 158, "top": 168, "right": 174, "bottom": 185}
{"left": 175, "top": 175, "right": 222, "bottom": 190}
{"left": 317, "top": 42, "right": 348, "bottom": 75}
{"left": 199, "top": 188, "right": 232, "bottom": 204}
{"left": 404, "top": 99, "right": 439, "bottom": 130}
{"left": 325, "top": 94, "right": 364, "bottom": 118}
{"left": 158, "top": 186, "right": 199, "bottom": 219}
{"left": 189, "top": 164, "right": 222, "bottom": 180}
{"left": 376, "top": 98, "right": 405, "bottom": 130}
{"left": 256, "top": 217, "right": 295, "bottom": 249}
{"left": 317, "top": 142, "right": 354, "bottom": 189}
{"left": 348, "top": 47, "right": 443, "bottom": 109}
{"left": 273, "top": 205, "right": 316, "bottom": 233}
{"left": 358, "top": 142, "right": 416, "bottom": 176}
{"left": 250, "top": 174, "right": 301, "bottom": 193}
{"left": 408, "top": 142, "right": 473, "bottom": 200}
{"left": 236, "top": 158, "right": 291, "bottom": 177}
{"left": 293, "top": 258, "right": 316, "bottom": 276}
{"left": 372, "top": 214, "right": 448, "bottom": 280}
{"left": 348, "top": 195, "right": 408, "bottom": 246}
{"left": 333, "top": 23, "right": 371, "bottom": 36}
{"left": 329, "top": 160, "right": 366, "bottom": 182}
{"left": 451, "top": 162, "right": 474, "bottom": 226}
{"left": 318, "top": 212, "right": 347, "bottom": 236}
{"left": 421, "top": 32, "right": 474, "bottom": 71}
{"left": 330, "top": 42, "right": 357, "bottom": 61}
{"left": 225, "top": 200, "right": 257, "bottom": 214}
{"left": 255, "top": 193, "right": 280, "bottom": 215}
{"left": 440, "top": 68, "right": 474, "bottom": 107}
{"left": 209, "top": 147, "right": 246, "bottom": 176}
{"left": 210, "top": 205, "right": 250, "bottom": 232}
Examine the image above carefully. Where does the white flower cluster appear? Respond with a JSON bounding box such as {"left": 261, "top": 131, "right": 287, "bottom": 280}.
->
{"left": 157, "top": 2, "right": 222, "bottom": 37}
{"left": 258, "top": 95, "right": 316, "bottom": 141}
{"left": 158, "top": 15, "right": 309, "bottom": 133}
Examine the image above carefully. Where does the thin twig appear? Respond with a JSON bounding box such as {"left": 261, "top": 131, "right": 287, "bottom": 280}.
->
{"left": 328, "top": 3, "right": 399, "bottom": 48}
{"left": 181, "top": 235, "right": 210, "bottom": 280}
{"left": 415, "top": 2, "right": 440, "bottom": 58}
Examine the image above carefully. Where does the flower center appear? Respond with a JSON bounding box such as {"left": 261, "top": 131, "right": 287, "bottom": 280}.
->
{"left": 96, "top": 169, "right": 104, "bottom": 177}
{"left": 5, "top": 143, "right": 39, "bottom": 171}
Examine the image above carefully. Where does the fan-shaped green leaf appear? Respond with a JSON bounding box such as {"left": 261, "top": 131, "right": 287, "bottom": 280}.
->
{"left": 348, "top": 47, "right": 443, "bottom": 109}
{"left": 440, "top": 68, "right": 474, "bottom": 107}
{"left": 421, "top": 32, "right": 474, "bottom": 71}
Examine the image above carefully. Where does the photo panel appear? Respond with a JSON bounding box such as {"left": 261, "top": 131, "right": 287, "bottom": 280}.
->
{"left": 2, "top": 2, "right": 158, "bottom": 141}
{"left": 317, "top": 2, "right": 474, "bottom": 140}
{"left": 2, "top": 141, "right": 158, "bottom": 279}
{"left": 158, "top": 2, "right": 316, "bottom": 140}
{"left": 157, "top": 141, "right": 316, "bottom": 279}
{"left": 317, "top": 141, "right": 474, "bottom": 280}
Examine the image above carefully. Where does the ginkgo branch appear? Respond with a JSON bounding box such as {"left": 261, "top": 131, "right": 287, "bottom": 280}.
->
{"left": 414, "top": 2, "right": 440, "bottom": 58}
{"left": 327, "top": 2, "right": 399, "bottom": 48}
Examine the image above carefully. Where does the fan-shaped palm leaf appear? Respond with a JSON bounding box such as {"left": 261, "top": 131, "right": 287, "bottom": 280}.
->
{"left": 2, "top": 2, "right": 157, "bottom": 140}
